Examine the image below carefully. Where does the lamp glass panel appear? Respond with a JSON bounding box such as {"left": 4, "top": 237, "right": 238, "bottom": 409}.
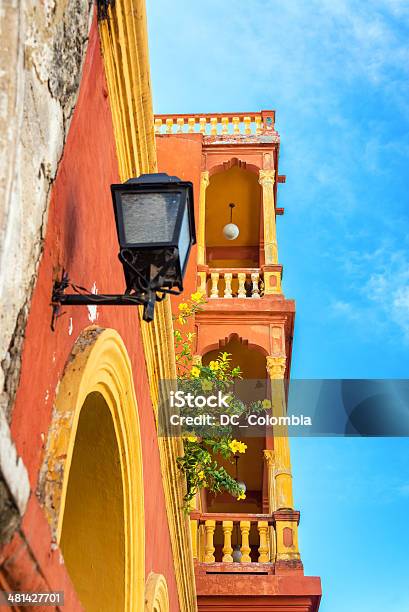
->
{"left": 120, "top": 191, "right": 182, "bottom": 245}
{"left": 177, "top": 204, "right": 191, "bottom": 274}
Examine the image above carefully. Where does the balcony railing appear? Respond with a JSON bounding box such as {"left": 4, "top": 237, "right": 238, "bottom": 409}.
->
{"left": 205, "top": 268, "right": 263, "bottom": 299}
{"left": 154, "top": 111, "right": 275, "bottom": 136}
{"left": 191, "top": 512, "right": 273, "bottom": 564}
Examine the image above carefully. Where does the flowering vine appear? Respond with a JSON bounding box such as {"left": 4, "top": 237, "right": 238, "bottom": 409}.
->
{"left": 173, "top": 293, "right": 264, "bottom": 511}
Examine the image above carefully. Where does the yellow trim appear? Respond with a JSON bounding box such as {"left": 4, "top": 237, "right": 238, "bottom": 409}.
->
{"left": 259, "top": 169, "right": 278, "bottom": 265}
{"left": 99, "top": 0, "right": 156, "bottom": 179}
{"left": 98, "top": 3, "right": 197, "bottom": 610}
{"left": 197, "top": 170, "right": 209, "bottom": 265}
{"left": 44, "top": 327, "right": 145, "bottom": 611}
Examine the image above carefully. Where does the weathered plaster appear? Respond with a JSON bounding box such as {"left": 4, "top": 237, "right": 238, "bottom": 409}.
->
{"left": 0, "top": 407, "right": 29, "bottom": 542}
{"left": 0, "top": 0, "right": 93, "bottom": 421}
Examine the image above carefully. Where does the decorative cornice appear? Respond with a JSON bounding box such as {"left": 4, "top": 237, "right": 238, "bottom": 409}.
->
{"left": 98, "top": 4, "right": 197, "bottom": 610}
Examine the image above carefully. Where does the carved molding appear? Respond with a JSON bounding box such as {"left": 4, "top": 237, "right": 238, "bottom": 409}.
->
{"left": 266, "top": 356, "right": 286, "bottom": 379}
{"left": 258, "top": 168, "right": 276, "bottom": 186}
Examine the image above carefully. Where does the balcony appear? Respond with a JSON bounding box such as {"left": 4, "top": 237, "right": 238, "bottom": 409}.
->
{"left": 191, "top": 512, "right": 322, "bottom": 612}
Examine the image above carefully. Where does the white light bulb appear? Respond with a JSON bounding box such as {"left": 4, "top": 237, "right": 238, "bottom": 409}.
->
{"left": 223, "top": 223, "right": 240, "bottom": 240}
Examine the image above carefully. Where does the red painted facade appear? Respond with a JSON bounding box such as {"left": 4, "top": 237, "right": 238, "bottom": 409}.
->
{"left": 1, "top": 18, "right": 179, "bottom": 610}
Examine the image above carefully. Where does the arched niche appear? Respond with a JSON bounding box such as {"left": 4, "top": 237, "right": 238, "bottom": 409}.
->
{"left": 205, "top": 164, "right": 262, "bottom": 268}
{"left": 203, "top": 334, "right": 267, "bottom": 379}
{"left": 42, "top": 327, "right": 145, "bottom": 611}
{"left": 202, "top": 336, "right": 267, "bottom": 519}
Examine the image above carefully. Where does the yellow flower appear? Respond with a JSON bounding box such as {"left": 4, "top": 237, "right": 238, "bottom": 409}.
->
{"left": 262, "top": 399, "right": 272, "bottom": 410}
{"left": 187, "top": 435, "right": 198, "bottom": 443}
{"left": 191, "top": 366, "right": 200, "bottom": 378}
{"left": 209, "top": 360, "right": 219, "bottom": 371}
{"left": 229, "top": 439, "right": 247, "bottom": 454}
{"left": 187, "top": 332, "right": 195, "bottom": 341}
{"left": 198, "top": 470, "right": 205, "bottom": 480}
{"left": 237, "top": 491, "right": 246, "bottom": 501}
{"left": 178, "top": 302, "right": 190, "bottom": 312}
{"left": 191, "top": 291, "right": 203, "bottom": 302}
{"left": 201, "top": 379, "right": 213, "bottom": 391}
{"left": 178, "top": 316, "right": 186, "bottom": 324}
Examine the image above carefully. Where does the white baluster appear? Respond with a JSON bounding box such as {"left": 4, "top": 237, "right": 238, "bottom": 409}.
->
{"left": 210, "top": 117, "right": 218, "bottom": 135}
{"left": 210, "top": 272, "right": 220, "bottom": 299}
{"left": 188, "top": 117, "right": 195, "bottom": 133}
{"left": 199, "top": 117, "right": 207, "bottom": 134}
{"left": 154, "top": 118, "right": 162, "bottom": 134}
{"left": 255, "top": 116, "right": 262, "bottom": 135}
{"left": 251, "top": 272, "right": 260, "bottom": 298}
{"left": 176, "top": 118, "right": 184, "bottom": 132}
{"left": 232, "top": 116, "right": 240, "bottom": 134}
{"left": 221, "top": 117, "right": 229, "bottom": 134}
{"left": 237, "top": 272, "right": 246, "bottom": 298}
{"left": 166, "top": 118, "right": 173, "bottom": 133}
{"left": 244, "top": 116, "right": 251, "bottom": 134}
{"left": 224, "top": 273, "right": 233, "bottom": 298}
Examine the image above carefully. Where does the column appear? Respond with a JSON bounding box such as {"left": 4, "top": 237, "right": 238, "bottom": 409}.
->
{"left": 263, "top": 449, "right": 277, "bottom": 561}
{"left": 197, "top": 171, "right": 210, "bottom": 294}
{"left": 266, "top": 355, "right": 293, "bottom": 509}
{"left": 266, "top": 355, "right": 301, "bottom": 564}
{"left": 258, "top": 169, "right": 278, "bottom": 265}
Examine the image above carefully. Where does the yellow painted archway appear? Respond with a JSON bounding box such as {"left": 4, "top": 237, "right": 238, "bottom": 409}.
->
{"left": 42, "top": 327, "right": 145, "bottom": 611}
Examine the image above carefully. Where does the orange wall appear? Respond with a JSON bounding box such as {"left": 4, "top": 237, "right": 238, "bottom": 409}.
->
{"left": 156, "top": 134, "right": 203, "bottom": 303}
{"left": 8, "top": 17, "right": 179, "bottom": 610}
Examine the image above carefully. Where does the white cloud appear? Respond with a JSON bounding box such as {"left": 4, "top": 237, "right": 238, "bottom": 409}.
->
{"left": 331, "top": 245, "right": 409, "bottom": 342}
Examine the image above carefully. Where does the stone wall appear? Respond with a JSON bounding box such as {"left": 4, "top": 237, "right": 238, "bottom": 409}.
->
{"left": 0, "top": 0, "right": 93, "bottom": 545}
{"left": 0, "top": 0, "right": 93, "bottom": 421}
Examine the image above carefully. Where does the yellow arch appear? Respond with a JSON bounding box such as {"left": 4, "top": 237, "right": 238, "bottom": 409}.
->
{"left": 43, "top": 326, "right": 145, "bottom": 611}
{"left": 144, "top": 573, "right": 169, "bottom": 612}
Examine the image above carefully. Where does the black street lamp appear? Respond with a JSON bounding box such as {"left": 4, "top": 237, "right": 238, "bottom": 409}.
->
{"left": 51, "top": 173, "right": 195, "bottom": 325}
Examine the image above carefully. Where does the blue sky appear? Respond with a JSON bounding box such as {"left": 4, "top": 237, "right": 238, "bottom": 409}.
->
{"left": 147, "top": 1, "right": 409, "bottom": 609}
